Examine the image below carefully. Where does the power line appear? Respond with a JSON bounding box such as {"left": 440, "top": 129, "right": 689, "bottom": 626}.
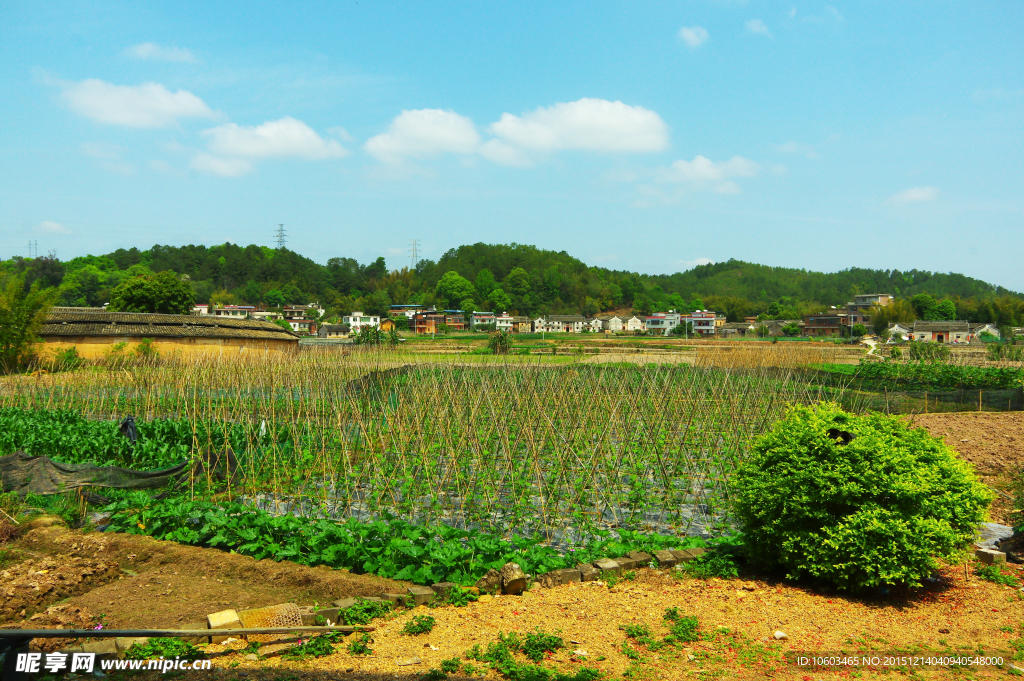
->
{"left": 274, "top": 224, "right": 287, "bottom": 249}
{"left": 409, "top": 239, "right": 420, "bottom": 269}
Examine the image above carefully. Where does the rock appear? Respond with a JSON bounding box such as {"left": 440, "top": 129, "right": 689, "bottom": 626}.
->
{"left": 382, "top": 593, "right": 408, "bottom": 607}
{"left": 976, "top": 523, "right": 1014, "bottom": 550}
{"left": 577, "top": 563, "right": 600, "bottom": 582}
{"left": 407, "top": 585, "right": 436, "bottom": 606}
{"left": 975, "top": 548, "right": 1006, "bottom": 565}
{"left": 593, "top": 558, "right": 621, "bottom": 576}
{"left": 477, "top": 594, "right": 493, "bottom": 603}
{"left": 360, "top": 596, "right": 384, "bottom": 603}
{"left": 500, "top": 563, "right": 528, "bottom": 595}
{"left": 115, "top": 637, "right": 148, "bottom": 658}
{"left": 627, "top": 551, "right": 653, "bottom": 566}
{"left": 431, "top": 582, "right": 457, "bottom": 598}
{"left": 475, "top": 568, "right": 502, "bottom": 594}
{"left": 302, "top": 607, "right": 340, "bottom": 626}
{"left": 207, "top": 609, "right": 240, "bottom": 644}
{"left": 774, "top": 631, "right": 788, "bottom": 640}
{"left": 81, "top": 639, "right": 118, "bottom": 656}
{"left": 653, "top": 550, "right": 677, "bottom": 568}
{"left": 538, "top": 572, "right": 561, "bottom": 589}
{"left": 244, "top": 653, "right": 259, "bottom": 662}
{"left": 396, "top": 656, "right": 422, "bottom": 666}
{"left": 558, "top": 568, "right": 582, "bottom": 584}
{"left": 332, "top": 597, "right": 357, "bottom": 610}
{"left": 616, "top": 557, "right": 638, "bottom": 570}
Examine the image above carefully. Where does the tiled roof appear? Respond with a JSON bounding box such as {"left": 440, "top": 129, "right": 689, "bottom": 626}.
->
{"left": 548, "top": 314, "right": 586, "bottom": 322}
{"left": 41, "top": 311, "right": 299, "bottom": 341}
{"left": 912, "top": 320, "right": 970, "bottom": 332}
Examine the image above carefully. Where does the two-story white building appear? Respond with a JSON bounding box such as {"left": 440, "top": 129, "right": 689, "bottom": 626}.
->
{"left": 495, "top": 312, "right": 514, "bottom": 332}
{"left": 645, "top": 311, "right": 683, "bottom": 336}
{"left": 343, "top": 311, "right": 381, "bottom": 332}
{"left": 471, "top": 311, "right": 497, "bottom": 329}
{"left": 213, "top": 305, "right": 254, "bottom": 319}
{"left": 683, "top": 310, "right": 718, "bottom": 336}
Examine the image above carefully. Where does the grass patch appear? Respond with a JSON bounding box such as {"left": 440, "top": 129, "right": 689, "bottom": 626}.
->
{"left": 125, "top": 637, "right": 204, "bottom": 660}
{"left": 402, "top": 614, "right": 436, "bottom": 635}
{"left": 976, "top": 563, "right": 1020, "bottom": 587}
{"left": 338, "top": 598, "right": 393, "bottom": 625}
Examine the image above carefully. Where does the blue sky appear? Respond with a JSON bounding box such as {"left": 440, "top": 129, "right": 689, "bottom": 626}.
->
{"left": 2, "top": 1, "right": 1022, "bottom": 289}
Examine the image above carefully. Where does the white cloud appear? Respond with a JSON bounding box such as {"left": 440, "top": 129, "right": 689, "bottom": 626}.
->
{"left": 202, "top": 117, "right": 348, "bottom": 160}
{"left": 37, "top": 221, "right": 71, "bottom": 235}
{"left": 887, "top": 186, "right": 939, "bottom": 205}
{"left": 489, "top": 98, "right": 669, "bottom": 154}
{"left": 124, "top": 43, "right": 198, "bottom": 63}
{"left": 678, "top": 257, "right": 715, "bottom": 270}
{"left": 61, "top": 79, "right": 215, "bottom": 127}
{"left": 745, "top": 19, "right": 772, "bottom": 36}
{"left": 364, "top": 109, "right": 481, "bottom": 163}
{"left": 678, "top": 26, "right": 710, "bottom": 48}
{"left": 190, "top": 153, "right": 252, "bottom": 177}
{"left": 478, "top": 139, "right": 533, "bottom": 167}
{"left": 661, "top": 155, "right": 759, "bottom": 192}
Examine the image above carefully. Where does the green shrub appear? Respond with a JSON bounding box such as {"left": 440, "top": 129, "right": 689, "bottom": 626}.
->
{"left": 402, "top": 614, "right": 436, "bottom": 635}
{"left": 976, "top": 564, "right": 1019, "bottom": 587}
{"left": 733, "top": 402, "right": 992, "bottom": 592}
{"left": 126, "top": 637, "right": 203, "bottom": 660}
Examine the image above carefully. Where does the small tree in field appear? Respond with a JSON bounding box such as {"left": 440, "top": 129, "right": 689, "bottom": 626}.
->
{"left": 733, "top": 403, "right": 991, "bottom": 592}
{"left": 109, "top": 271, "right": 196, "bottom": 315}
{"left": 0, "top": 275, "right": 56, "bottom": 374}
{"left": 487, "top": 330, "right": 512, "bottom": 354}
{"left": 852, "top": 323, "right": 867, "bottom": 337}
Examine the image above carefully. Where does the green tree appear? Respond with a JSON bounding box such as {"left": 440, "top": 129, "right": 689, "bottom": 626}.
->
{"left": 911, "top": 294, "right": 937, "bottom": 319}
{"left": 474, "top": 269, "right": 496, "bottom": 299}
{"left": 870, "top": 299, "right": 916, "bottom": 334}
{"left": 241, "top": 280, "right": 262, "bottom": 304}
{"left": 281, "top": 283, "right": 305, "bottom": 305}
{"left": 504, "top": 267, "right": 531, "bottom": 296}
{"left": 273, "top": 319, "right": 293, "bottom": 332}
{"left": 364, "top": 290, "right": 392, "bottom": 316}
{"left": 487, "top": 287, "right": 512, "bottom": 312}
{"left": 0, "top": 275, "right": 57, "bottom": 373}
{"left": 852, "top": 323, "right": 867, "bottom": 337}
{"left": 109, "top": 271, "right": 196, "bottom": 315}
{"left": 781, "top": 322, "right": 801, "bottom": 337}
{"left": 436, "top": 271, "right": 476, "bottom": 308}
{"left": 934, "top": 299, "right": 957, "bottom": 321}
{"left": 459, "top": 297, "right": 477, "bottom": 312}
{"left": 264, "top": 288, "right": 285, "bottom": 308}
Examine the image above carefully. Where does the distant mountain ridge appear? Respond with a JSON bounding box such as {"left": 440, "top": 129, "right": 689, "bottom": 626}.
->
{"left": 4, "top": 241, "right": 1022, "bottom": 324}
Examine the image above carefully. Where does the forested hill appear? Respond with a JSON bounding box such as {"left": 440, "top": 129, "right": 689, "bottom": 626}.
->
{"left": 3, "top": 241, "right": 1022, "bottom": 325}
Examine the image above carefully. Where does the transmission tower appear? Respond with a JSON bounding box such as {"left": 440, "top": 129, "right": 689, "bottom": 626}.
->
{"left": 409, "top": 239, "right": 420, "bottom": 269}
{"left": 274, "top": 224, "right": 287, "bottom": 249}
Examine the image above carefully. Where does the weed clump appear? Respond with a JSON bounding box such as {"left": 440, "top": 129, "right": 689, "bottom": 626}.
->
{"left": 976, "top": 563, "right": 1020, "bottom": 587}
{"left": 733, "top": 402, "right": 992, "bottom": 592}
{"left": 126, "top": 638, "right": 203, "bottom": 660}
{"left": 402, "top": 614, "right": 436, "bottom": 635}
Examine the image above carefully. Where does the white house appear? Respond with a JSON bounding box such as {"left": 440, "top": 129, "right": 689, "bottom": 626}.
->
{"left": 343, "top": 311, "right": 380, "bottom": 332}
{"left": 213, "top": 305, "right": 253, "bottom": 318}
{"left": 586, "top": 317, "right": 603, "bottom": 332}
{"left": 970, "top": 323, "right": 1000, "bottom": 340}
{"left": 597, "top": 315, "right": 623, "bottom": 332}
{"left": 495, "top": 313, "right": 514, "bottom": 332}
{"left": 886, "top": 322, "right": 911, "bottom": 341}
{"left": 625, "top": 315, "right": 646, "bottom": 333}
{"left": 912, "top": 320, "right": 970, "bottom": 344}
{"left": 645, "top": 311, "right": 682, "bottom": 337}
{"left": 683, "top": 310, "right": 718, "bottom": 337}
{"left": 471, "top": 311, "right": 496, "bottom": 329}
{"left": 191, "top": 304, "right": 210, "bottom": 316}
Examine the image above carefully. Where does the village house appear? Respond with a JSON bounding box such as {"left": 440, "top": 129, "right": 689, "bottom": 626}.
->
{"left": 470, "top": 311, "right": 496, "bottom": 330}
{"left": 39, "top": 310, "right": 298, "bottom": 358}
{"left": 912, "top": 320, "right": 970, "bottom": 343}
{"left": 645, "top": 311, "right": 682, "bottom": 336}
{"left": 342, "top": 311, "right": 380, "bottom": 333}
{"left": 970, "top": 323, "right": 1000, "bottom": 340}
{"left": 624, "top": 315, "right": 646, "bottom": 333}
{"left": 213, "top": 305, "right": 254, "bottom": 319}
{"left": 802, "top": 309, "right": 848, "bottom": 336}
{"left": 886, "top": 322, "right": 912, "bottom": 341}
{"left": 720, "top": 321, "right": 756, "bottom": 337}
{"left": 388, "top": 304, "right": 422, "bottom": 320}
{"left": 191, "top": 304, "right": 210, "bottom": 315}
{"left": 586, "top": 317, "right": 603, "bottom": 333}
{"left": 513, "top": 316, "right": 532, "bottom": 333}
{"left": 843, "top": 293, "right": 892, "bottom": 330}
{"left": 249, "top": 310, "right": 283, "bottom": 322}
{"left": 683, "top": 310, "right": 718, "bottom": 337}
{"left": 495, "top": 312, "right": 514, "bottom": 332}
{"left": 412, "top": 310, "right": 445, "bottom": 334}
{"left": 596, "top": 315, "right": 623, "bottom": 333}
{"left": 317, "top": 324, "right": 349, "bottom": 338}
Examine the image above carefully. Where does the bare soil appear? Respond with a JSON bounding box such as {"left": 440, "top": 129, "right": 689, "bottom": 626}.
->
{"left": 910, "top": 411, "right": 1024, "bottom": 525}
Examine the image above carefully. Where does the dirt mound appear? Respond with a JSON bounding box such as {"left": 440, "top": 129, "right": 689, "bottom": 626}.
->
{"left": 910, "top": 411, "right": 1023, "bottom": 525}
{"left": 0, "top": 517, "right": 407, "bottom": 633}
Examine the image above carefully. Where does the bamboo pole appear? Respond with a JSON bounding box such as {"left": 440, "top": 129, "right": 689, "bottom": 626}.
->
{"left": 0, "top": 626, "right": 374, "bottom": 639}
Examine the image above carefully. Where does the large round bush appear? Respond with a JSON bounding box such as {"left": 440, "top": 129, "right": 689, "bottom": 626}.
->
{"left": 733, "top": 402, "right": 991, "bottom": 591}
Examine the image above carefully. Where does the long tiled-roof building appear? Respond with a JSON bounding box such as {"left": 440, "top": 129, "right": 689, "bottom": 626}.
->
{"left": 40, "top": 310, "right": 299, "bottom": 358}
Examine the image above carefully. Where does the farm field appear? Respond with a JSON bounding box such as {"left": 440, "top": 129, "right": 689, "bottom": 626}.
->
{"left": 1, "top": 344, "right": 1022, "bottom": 680}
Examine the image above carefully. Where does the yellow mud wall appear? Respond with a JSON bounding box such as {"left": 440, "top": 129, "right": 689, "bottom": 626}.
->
{"left": 40, "top": 336, "right": 298, "bottom": 359}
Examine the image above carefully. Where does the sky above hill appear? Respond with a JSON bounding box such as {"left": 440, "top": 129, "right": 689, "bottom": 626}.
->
{"left": 1, "top": 1, "right": 1022, "bottom": 289}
